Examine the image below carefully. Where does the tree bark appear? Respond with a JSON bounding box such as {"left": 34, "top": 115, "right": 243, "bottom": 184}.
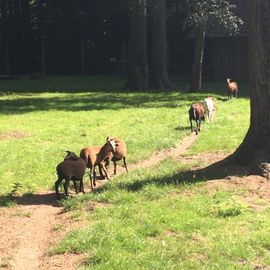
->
{"left": 229, "top": 1, "right": 270, "bottom": 177}
{"left": 1, "top": 0, "right": 10, "bottom": 75}
{"left": 190, "top": 19, "right": 207, "bottom": 92}
{"left": 149, "top": 0, "right": 171, "bottom": 90}
{"left": 124, "top": 0, "right": 149, "bottom": 90}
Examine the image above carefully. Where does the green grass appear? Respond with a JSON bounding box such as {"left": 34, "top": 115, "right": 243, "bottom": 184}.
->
{"left": 0, "top": 75, "right": 244, "bottom": 195}
{"left": 53, "top": 159, "right": 270, "bottom": 270}
{"left": 2, "top": 75, "right": 267, "bottom": 270}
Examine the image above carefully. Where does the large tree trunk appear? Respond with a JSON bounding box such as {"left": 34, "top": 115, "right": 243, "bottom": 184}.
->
{"left": 149, "top": 0, "right": 171, "bottom": 90}
{"left": 124, "top": 0, "right": 149, "bottom": 90}
{"left": 190, "top": 19, "right": 206, "bottom": 92}
{"left": 229, "top": 1, "right": 270, "bottom": 177}
{"left": 1, "top": 0, "right": 10, "bottom": 75}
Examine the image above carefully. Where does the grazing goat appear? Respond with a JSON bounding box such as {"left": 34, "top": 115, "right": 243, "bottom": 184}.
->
{"left": 227, "top": 78, "right": 238, "bottom": 99}
{"left": 55, "top": 151, "right": 86, "bottom": 199}
{"left": 105, "top": 137, "right": 128, "bottom": 175}
{"left": 203, "top": 97, "right": 215, "bottom": 122}
{"left": 80, "top": 138, "right": 117, "bottom": 189}
{"left": 189, "top": 103, "right": 205, "bottom": 135}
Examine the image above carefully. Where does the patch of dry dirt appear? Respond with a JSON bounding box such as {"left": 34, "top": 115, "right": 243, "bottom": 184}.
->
{"left": 0, "top": 133, "right": 269, "bottom": 269}
{"left": 0, "top": 131, "right": 30, "bottom": 140}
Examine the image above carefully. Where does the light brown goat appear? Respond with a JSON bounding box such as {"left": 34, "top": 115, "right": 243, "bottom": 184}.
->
{"left": 105, "top": 137, "right": 128, "bottom": 175}
{"left": 227, "top": 78, "right": 238, "bottom": 99}
{"left": 80, "top": 138, "right": 116, "bottom": 189}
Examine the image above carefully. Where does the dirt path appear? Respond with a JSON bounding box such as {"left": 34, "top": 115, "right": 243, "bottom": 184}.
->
{"left": 0, "top": 194, "right": 60, "bottom": 269}
{"left": 10, "top": 205, "right": 58, "bottom": 269}
{"left": 129, "top": 133, "right": 197, "bottom": 171}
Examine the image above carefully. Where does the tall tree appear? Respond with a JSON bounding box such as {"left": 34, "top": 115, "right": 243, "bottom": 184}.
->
{"left": 125, "top": 0, "right": 149, "bottom": 90}
{"left": 148, "top": 0, "right": 171, "bottom": 90}
{"left": 0, "top": 0, "right": 10, "bottom": 75}
{"left": 185, "top": 0, "right": 243, "bottom": 92}
{"left": 229, "top": 1, "right": 270, "bottom": 177}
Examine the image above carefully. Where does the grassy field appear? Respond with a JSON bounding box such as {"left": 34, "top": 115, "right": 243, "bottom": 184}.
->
{"left": 2, "top": 76, "right": 269, "bottom": 270}
{"left": 0, "top": 76, "right": 248, "bottom": 195}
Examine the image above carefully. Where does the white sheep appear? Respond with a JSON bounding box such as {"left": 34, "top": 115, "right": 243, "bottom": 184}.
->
{"left": 203, "top": 97, "right": 215, "bottom": 122}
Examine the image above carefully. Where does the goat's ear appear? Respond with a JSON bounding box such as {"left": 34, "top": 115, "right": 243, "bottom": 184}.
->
{"left": 106, "top": 136, "right": 110, "bottom": 141}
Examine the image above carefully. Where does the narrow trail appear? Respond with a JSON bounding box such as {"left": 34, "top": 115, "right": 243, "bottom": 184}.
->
{"left": 0, "top": 134, "right": 198, "bottom": 270}
{"left": 129, "top": 133, "right": 197, "bottom": 171}
{"left": 11, "top": 205, "right": 59, "bottom": 270}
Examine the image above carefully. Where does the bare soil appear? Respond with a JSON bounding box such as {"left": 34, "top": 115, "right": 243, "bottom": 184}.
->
{"left": 0, "top": 131, "right": 30, "bottom": 140}
{"left": 0, "top": 133, "right": 269, "bottom": 269}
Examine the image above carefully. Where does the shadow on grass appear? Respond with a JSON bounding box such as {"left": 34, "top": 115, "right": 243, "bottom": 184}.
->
{"left": 0, "top": 92, "right": 207, "bottom": 114}
{"left": 0, "top": 192, "right": 60, "bottom": 207}
{"left": 174, "top": 126, "right": 190, "bottom": 131}
{"left": 0, "top": 76, "right": 250, "bottom": 115}
{"left": 0, "top": 158, "right": 249, "bottom": 207}
{"left": 112, "top": 158, "right": 249, "bottom": 193}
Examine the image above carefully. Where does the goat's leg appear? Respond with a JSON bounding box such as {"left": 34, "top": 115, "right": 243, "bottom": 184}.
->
{"left": 123, "top": 157, "right": 128, "bottom": 173}
{"left": 73, "top": 180, "right": 79, "bottom": 193}
{"left": 195, "top": 120, "right": 198, "bottom": 135}
{"left": 190, "top": 119, "right": 193, "bottom": 132}
{"left": 104, "top": 157, "right": 110, "bottom": 170}
{"left": 89, "top": 168, "right": 94, "bottom": 189}
{"left": 99, "top": 164, "right": 105, "bottom": 179}
{"left": 100, "top": 163, "right": 109, "bottom": 179}
{"left": 64, "top": 178, "right": 70, "bottom": 197}
{"left": 55, "top": 178, "right": 62, "bottom": 199}
{"left": 113, "top": 161, "right": 117, "bottom": 175}
{"left": 93, "top": 167, "right": 97, "bottom": 187}
{"left": 80, "top": 179, "right": 84, "bottom": 193}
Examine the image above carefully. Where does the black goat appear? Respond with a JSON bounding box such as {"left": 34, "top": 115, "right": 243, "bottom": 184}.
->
{"left": 55, "top": 151, "right": 86, "bottom": 199}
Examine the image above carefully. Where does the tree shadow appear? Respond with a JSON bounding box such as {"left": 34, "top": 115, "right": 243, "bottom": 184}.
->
{"left": 0, "top": 192, "right": 61, "bottom": 207}
{"left": 114, "top": 158, "right": 249, "bottom": 193}
{"left": 0, "top": 91, "right": 208, "bottom": 115}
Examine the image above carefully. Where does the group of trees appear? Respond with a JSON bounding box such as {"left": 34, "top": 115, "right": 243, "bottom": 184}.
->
{"left": 125, "top": 0, "right": 243, "bottom": 91}
{"left": 0, "top": 0, "right": 128, "bottom": 75}
{"left": 0, "top": 0, "right": 243, "bottom": 90}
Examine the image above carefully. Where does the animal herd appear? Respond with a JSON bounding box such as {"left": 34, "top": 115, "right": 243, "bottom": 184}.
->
{"left": 55, "top": 79, "right": 238, "bottom": 199}
{"left": 189, "top": 78, "right": 238, "bottom": 135}
{"left": 55, "top": 137, "right": 128, "bottom": 199}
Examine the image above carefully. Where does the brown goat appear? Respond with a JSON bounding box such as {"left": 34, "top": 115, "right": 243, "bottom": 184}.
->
{"left": 227, "top": 78, "right": 238, "bottom": 99}
{"left": 80, "top": 138, "right": 116, "bottom": 189}
{"left": 189, "top": 103, "right": 205, "bottom": 135}
{"left": 80, "top": 146, "right": 102, "bottom": 189}
{"left": 105, "top": 137, "right": 128, "bottom": 175}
